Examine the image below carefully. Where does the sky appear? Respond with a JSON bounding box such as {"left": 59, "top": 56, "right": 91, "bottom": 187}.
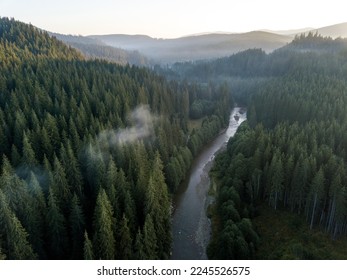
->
{"left": 0, "top": 0, "right": 346, "bottom": 38}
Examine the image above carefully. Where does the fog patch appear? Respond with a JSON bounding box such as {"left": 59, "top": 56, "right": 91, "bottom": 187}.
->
{"left": 97, "top": 104, "right": 156, "bottom": 146}
{"left": 84, "top": 104, "right": 158, "bottom": 165}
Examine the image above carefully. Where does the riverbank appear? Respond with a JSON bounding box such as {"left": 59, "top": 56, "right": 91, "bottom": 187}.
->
{"left": 171, "top": 107, "right": 246, "bottom": 259}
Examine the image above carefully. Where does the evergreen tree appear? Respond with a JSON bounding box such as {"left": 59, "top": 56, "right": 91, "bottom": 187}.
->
{"left": 308, "top": 168, "right": 324, "bottom": 229}
{"left": 52, "top": 155, "right": 71, "bottom": 209}
{"left": 69, "top": 194, "right": 85, "bottom": 259}
{"left": 61, "top": 142, "right": 83, "bottom": 196}
{"left": 118, "top": 214, "right": 132, "bottom": 259}
{"left": 142, "top": 214, "right": 158, "bottom": 259}
{"left": 92, "top": 188, "right": 116, "bottom": 260}
{"left": 46, "top": 187, "right": 67, "bottom": 259}
{"left": 146, "top": 152, "right": 172, "bottom": 258}
{"left": 21, "top": 132, "right": 38, "bottom": 168}
{"left": 26, "top": 172, "right": 46, "bottom": 258}
{"left": 0, "top": 190, "right": 36, "bottom": 260}
{"left": 268, "top": 152, "right": 284, "bottom": 210}
{"left": 11, "top": 144, "right": 21, "bottom": 167}
{"left": 105, "top": 159, "right": 118, "bottom": 213}
{"left": 133, "top": 229, "right": 146, "bottom": 260}
{"left": 83, "top": 231, "right": 94, "bottom": 260}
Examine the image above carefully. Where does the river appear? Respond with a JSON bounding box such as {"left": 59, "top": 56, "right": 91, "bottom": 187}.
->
{"left": 171, "top": 107, "right": 247, "bottom": 259}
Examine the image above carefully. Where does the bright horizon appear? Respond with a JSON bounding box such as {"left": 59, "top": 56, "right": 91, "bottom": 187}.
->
{"left": 0, "top": 0, "right": 346, "bottom": 38}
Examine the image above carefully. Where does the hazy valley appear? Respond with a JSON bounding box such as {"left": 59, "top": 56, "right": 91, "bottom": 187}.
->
{"left": 1, "top": 16, "right": 347, "bottom": 261}
{"left": 54, "top": 22, "right": 347, "bottom": 64}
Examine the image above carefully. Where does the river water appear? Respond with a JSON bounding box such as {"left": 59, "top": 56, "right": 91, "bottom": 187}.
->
{"left": 171, "top": 107, "right": 247, "bottom": 259}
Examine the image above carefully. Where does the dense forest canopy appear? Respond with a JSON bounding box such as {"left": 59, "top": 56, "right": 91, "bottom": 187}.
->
{"left": 2, "top": 16, "right": 347, "bottom": 261}
{"left": 0, "top": 17, "right": 231, "bottom": 260}
{"left": 203, "top": 34, "right": 347, "bottom": 259}
{"left": 158, "top": 34, "right": 347, "bottom": 105}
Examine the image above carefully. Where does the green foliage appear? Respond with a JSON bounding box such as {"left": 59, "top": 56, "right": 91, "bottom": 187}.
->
{"left": 0, "top": 17, "right": 233, "bottom": 260}
{"left": 0, "top": 189, "right": 36, "bottom": 259}
{"left": 69, "top": 194, "right": 85, "bottom": 259}
{"left": 92, "top": 189, "right": 116, "bottom": 260}
{"left": 46, "top": 187, "right": 67, "bottom": 259}
{"left": 0, "top": 17, "right": 82, "bottom": 62}
{"left": 118, "top": 215, "right": 132, "bottom": 260}
{"left": 209, "top": 37, "right": 347, "bottom": 259}
{"left": 142, "top": 214, "right": 158, "bottom": 259}
{"left": 83, "top": 231, "right": 94, "bottom": 260}
{"left": 253, "top": 205, "right": 347, "bottom": 259}
{"left": 133, "top": 229, "right": 146, "bottom": 260}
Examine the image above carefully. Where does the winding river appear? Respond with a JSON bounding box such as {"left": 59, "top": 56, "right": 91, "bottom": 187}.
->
{"left": 171, "top": 107, "right": 247, "bottom": 259}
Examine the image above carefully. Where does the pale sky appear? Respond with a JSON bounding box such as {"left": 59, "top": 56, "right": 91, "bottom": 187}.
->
{"left": 0, "top": 0, "right": 346, "bottom": 38}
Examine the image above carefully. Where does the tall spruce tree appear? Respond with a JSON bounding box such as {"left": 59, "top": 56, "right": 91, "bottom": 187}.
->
{"left": 69, "top": 194, "right": 85, "bottom": 259}
{"left": 46, "top": 187, "right": 67, "bottom": 259}
{"left": 142, "top": 214, "right": 158, "bottom": 260}
{"left": 118, "top": 214, "right": 132, "bottom": 259}
{"left": 0, "top": 189, "right": 36, "bottom": 259}
{"left": 83, "top": 231, "right": 94, "bottom": 260}
{"left": 92, "top": 188, "right": 116, "bottom": 259}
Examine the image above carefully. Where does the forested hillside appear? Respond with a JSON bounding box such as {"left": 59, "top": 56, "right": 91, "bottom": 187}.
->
{"left": 51, "top": 33, "right": 152, "bottom": 66}
{"left": 207, "top": 35, "right": 347, "bottom": 259}
{"left": 0, "top": 17, "right": 231, "bottom": 260}
{"left": 161, "top": 34, "right": 347, "bottom": 105}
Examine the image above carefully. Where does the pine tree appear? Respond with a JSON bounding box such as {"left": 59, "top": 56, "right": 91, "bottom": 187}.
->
{"left": 116, "top": 168, "right": 137, "bottom": 232}
{"left": 133, "top": 229, "right": 146, "bottom": 260}
{"left": 26, "top": 172, "right": 46, "bottom": 258}
{"left": 142, "top": 214, "right": 158, "bottom": 259}
{"left": 46, "top": 187, "right": 67, "bottom": 259}
{"left": 10, "top": 144, "right": 21, "bottom": 166}
{"left": 43, "top": 113, "right": 60, "bottom": 149}
{"left": 52, "top": 155, "right": 71, "bottom": 209}
{"left": 65, "top": 142, "right": 83, "bottom": 196}
{"left": 0, "top": 155, "right": 32, "bottom": 230}
{"left": 22, "top": 132, "right": 38, "bottom": 168}
{"left": 40, "top": 127, "right": 53, "bottom": 160}
{"left": 92, "top": 188, "right": 116, "bottom": 259}
{"left": 69, "top": 194, "right": 85, "bottom": 259}
{"left": 83, "top": 231, "right": 94, "bottom": 260}
{"left": 289, "top": 157, "right": 309, "bottom": 213}
{"left": 268, "top": 152, "right": 284, "bottom": 210}
{"left": 0, "top": 189, "right": 36, "bottom": 259}
{"left": 105, "top": 159, "right": 118, "bottom": 213}
{"left": 308, "top": 168, "right": 324, "bottom": 229}
{"left": 118, "top": 214, "right": 132, "bottom": 259}
{"left": 145, "top": 152, "right": 171, "bottom": 258}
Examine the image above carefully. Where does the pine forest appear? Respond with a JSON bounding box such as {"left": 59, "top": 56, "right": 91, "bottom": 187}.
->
{"left": 1, "top": 17, "right": 347, "bottom": 260}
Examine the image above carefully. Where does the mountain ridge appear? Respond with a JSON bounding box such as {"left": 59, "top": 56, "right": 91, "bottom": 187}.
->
{"left": 88, "top": 22, "right": 347, "bottom": 63}
{"left": 90, "top": 31, "right": 292, "bottom": 63}
{"left": 312, "top": 22, "right": 347, "bottom": 38}
{"left": 50, "top": 32, "right": 152, "bottom": 66}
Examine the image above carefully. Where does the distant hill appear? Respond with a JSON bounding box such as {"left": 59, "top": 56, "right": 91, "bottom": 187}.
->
{"left": 50, "top": 33, "right": 105, "bottom": 46}
{"left": 260, "top": 27, "right": 314, "bottom": 36}
{"left": 51, "top": 33, "right": 151, "bottom": 66}
{"left": 259, "top": 22, "right": 347, "bottom": 38}
{"left": 90, "top": 32, "right": 293, "bottom": 64}
{"left": 89, "top": 22, "right": 347, "bottom": 64}
{"left": 312, "top": 22, "right": 347, "bottom": 38}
